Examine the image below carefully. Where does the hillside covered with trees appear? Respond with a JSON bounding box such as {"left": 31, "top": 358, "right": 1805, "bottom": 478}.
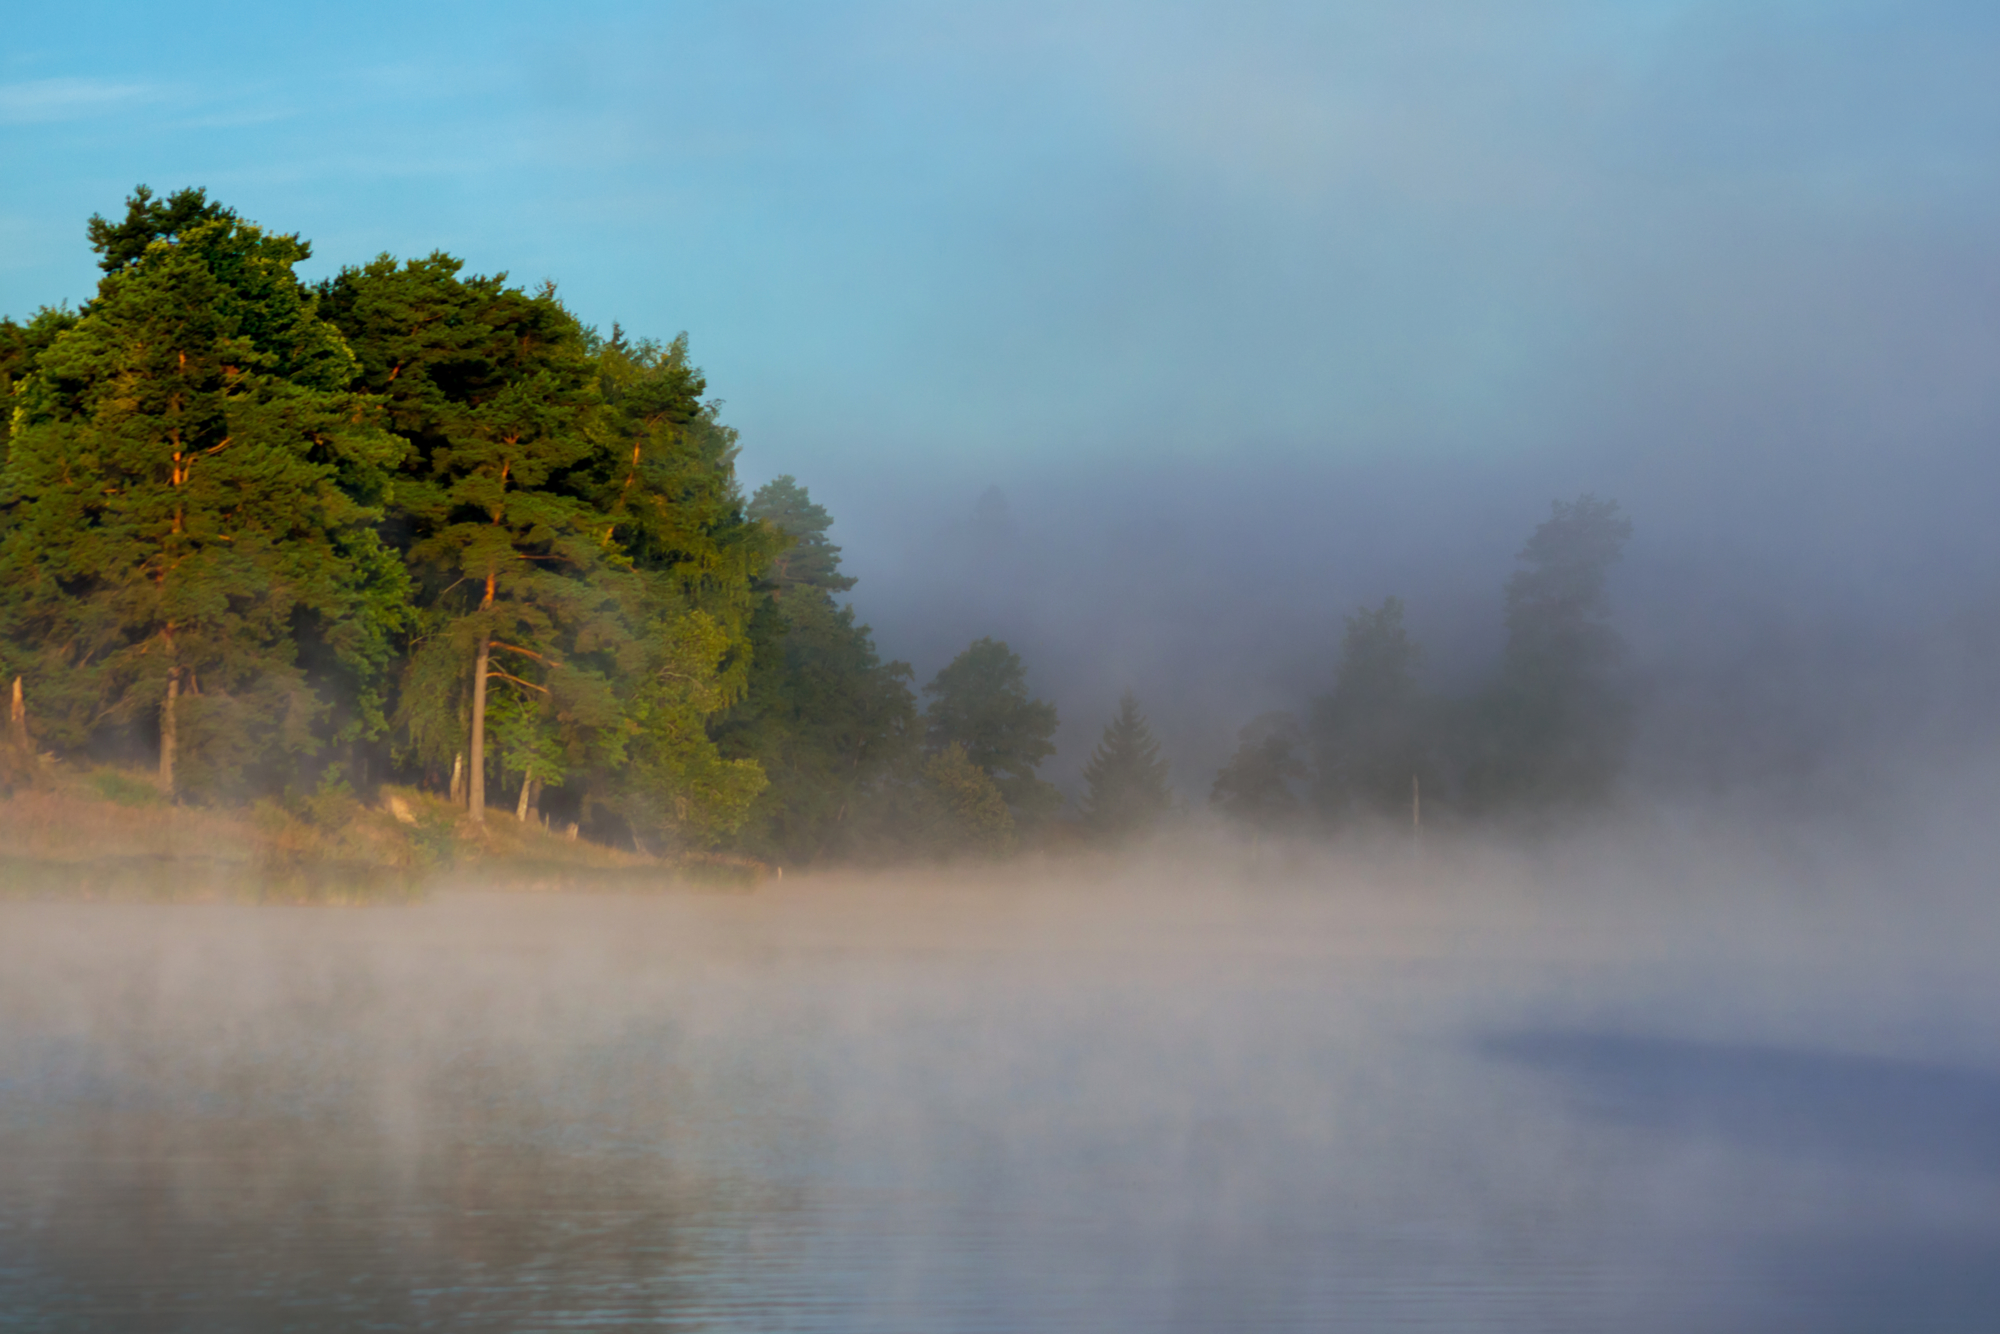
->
{"left": 1, "top": 188, "right": 1638, "bottom": 868}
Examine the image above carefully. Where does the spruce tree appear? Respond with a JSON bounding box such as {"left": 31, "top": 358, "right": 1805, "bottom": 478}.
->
{"left": 1080, "top": 691, "right": 1173, "bottom": 839}
{"left": 1466, "top": 495, "right": 1634, "bottom": 809}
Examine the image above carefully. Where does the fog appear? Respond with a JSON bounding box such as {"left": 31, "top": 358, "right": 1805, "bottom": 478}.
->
{"left": 6, "top": 794, "right": 2000, "bottom": 1327}
{"left": 9, "top": 0, "right": 2000, "bottom": 1324}
{"left": 825, "top": 451, "right": 2000, "bottom": 804}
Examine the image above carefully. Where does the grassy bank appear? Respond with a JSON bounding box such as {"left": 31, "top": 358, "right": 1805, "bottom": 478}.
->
{"left": 0, "top": 764, "right": 769, "bottom": 903}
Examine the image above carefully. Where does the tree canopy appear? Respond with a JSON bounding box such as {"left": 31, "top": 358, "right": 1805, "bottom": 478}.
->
{"left": 1211, "top": 712, "right": 1306, "bottom": 832}
{"left": 1, "top": 187, "right": 1649, "bottom": 869}
{"left": 922, "top": 637, "right": 1061, "bottom": 822}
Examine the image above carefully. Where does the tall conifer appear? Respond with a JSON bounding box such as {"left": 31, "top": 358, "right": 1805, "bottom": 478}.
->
{"left": 0, "top": 196, "right": 405, "bottom": 798}
{"left": 1080, "top": 691, "right": 1173, "bottom": 839}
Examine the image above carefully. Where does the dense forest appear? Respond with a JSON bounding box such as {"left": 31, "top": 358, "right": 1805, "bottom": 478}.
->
{"left": 0, "top": 189, "right": 1635, "bottom": 865}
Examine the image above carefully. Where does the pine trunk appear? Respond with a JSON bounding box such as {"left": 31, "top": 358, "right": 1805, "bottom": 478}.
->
{"left": 159, "top": 672, "right": 179, "bottom": 797}
{"left": 515, "top": 766, "right": 533, "bottom": 823}
{"left": 468, "top": 636, "right": 490, "bottom": 822}
{"left": 9, "top": 676, "right": 25, "bottom": 753}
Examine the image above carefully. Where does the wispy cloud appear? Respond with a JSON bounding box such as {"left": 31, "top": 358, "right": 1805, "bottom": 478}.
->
{"left": 0, "top": 76, "right": 157, "bottom": 124}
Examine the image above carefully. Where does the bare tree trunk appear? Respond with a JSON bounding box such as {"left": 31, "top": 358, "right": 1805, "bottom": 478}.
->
{"left": 9, "top": 676, "right": 26, "bottom": 753}
{"left": 515, "top": 765, "right": 533, "bottom": 823}
{"left": 468, "top": 636, "right": 490, "bottom": 822}
{"left": 449, "top": 752, "right": 465, "bottom": 806}
{"left": 160, "top": 672, "right": 179, "bottom": 797}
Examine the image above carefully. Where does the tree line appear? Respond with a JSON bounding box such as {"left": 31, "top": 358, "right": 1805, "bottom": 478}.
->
{"left": 0, "top": 188, "right": 1631, "bottom": 863}
{"left": 1209, "top": 495, "right": 1635, "bottom": 834}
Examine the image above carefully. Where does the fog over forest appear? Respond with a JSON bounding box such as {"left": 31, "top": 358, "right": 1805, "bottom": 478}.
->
{"left": 8, "top": 1, "right": 1999, "bottom": 824}
{"left": 5, "top": 2, "right": 2000, "bottom": 1328}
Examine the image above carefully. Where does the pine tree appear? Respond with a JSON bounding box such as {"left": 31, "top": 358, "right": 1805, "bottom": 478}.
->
{"left": 714, "top": 476, "right": 915, "bottom": 863}
{"left": 319, "top": 262, "right": 769, "bottom": 841}
{"left": 1080, "top": 691, "right": 1173, "bottom": 839}
{"left": 567, "top": 329, "right": 775, "bottom": 846}
{"left": 749, "top": 474, "right": 855, "bottom": 595}
{"left": 318, "top": 254, "right": 608, "bottom": 821}
{"left": 0, "top": 194, "right": 406, "bottom": 799}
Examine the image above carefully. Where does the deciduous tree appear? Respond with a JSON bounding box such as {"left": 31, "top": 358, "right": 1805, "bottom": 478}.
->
{"left": 922, "top": 637, "right": 1060, "bottom": 823}
{"left": 1211, "top": 712, "right": 1306, "bottom": 831}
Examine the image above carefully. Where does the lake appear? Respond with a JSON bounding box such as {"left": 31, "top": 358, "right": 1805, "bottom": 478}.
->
{"left": 3, "top": 835, "right": 1997, "bottom": 1331}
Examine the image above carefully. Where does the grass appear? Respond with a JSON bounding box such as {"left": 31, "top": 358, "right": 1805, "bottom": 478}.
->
{"left": 0, "top": 762, "right": 773, "bottom": 904}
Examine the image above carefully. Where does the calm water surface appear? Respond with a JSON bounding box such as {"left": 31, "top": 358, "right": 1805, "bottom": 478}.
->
{"left": 1, "top": 868, "right": 1996, "bottom": 1331}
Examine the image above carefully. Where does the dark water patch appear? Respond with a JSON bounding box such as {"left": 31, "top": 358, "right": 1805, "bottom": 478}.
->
{"left": 1480, "top": 1028, "right": 2000, "bottom": 1173}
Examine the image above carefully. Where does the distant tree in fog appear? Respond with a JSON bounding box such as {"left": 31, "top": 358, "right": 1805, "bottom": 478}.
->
{"left": 1210, "top": 712, "right": 1307, "bottom": 830}
{"left": 915, "top": 741, "right": 1017, "bottom": 857}
{"left": 1464, "top": 494, "right": 1634, "bottom": 809}
{"left": 1309, "top": 597, "right": 1432, "bottom": 824}
{"left": 923, "top": 638, "right": 1061, "bottom": 823}
{"left": 1080, "top": 691, "right": 1173, "bottom": 840}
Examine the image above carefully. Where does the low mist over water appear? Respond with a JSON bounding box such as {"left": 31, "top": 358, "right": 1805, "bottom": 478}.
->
{"left": 7, "top": 2, "right": 2000, "bottom": 1327}
{"left": 6, "top": 803, "right": 1999, "bottom": 1331}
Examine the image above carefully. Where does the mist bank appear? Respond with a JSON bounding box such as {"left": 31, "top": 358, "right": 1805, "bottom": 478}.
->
{"left": 5, "top": 806, "right": 2000, "bottom": 1325}
{"left": 827, "top": 447, "right": 2000, "bottom": 811}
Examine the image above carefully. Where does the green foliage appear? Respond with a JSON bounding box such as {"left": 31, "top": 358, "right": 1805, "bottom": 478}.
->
{"left": 0, "top": 205, "right": 407, "bottom": 801}
{"left": 923, "top": 637, "right": 1061, "bottom": 822}
{"left": 749, "top": 474, "right": 856, "bottom": 594}
{"left": 584, "top": 328, "right": 777, "bottom": 651}
{"left": 89, "top": 768, "right": 163, "bottom": 807}
{"left": 1, "top": 307, "right": 81, "bottom": 439}
{"left": 322, "top": 255, "right": 764, "bottom": 840}
{"left": 915, "top": 742, "right": 1017, "bottom": 858}
{"left": 1080, "top": 691, "right": 1173, "bottom": 840}
{"left": 715, "top": 476, "right": 916, "bottom": 864}
{"left": 2, "top": 191, "right": 779, "bottom": 848}
{"left": 3, "top": 192, "right": 1665, "bottom": 862}
{"left": 1210, "top": 712, "right": 1306, "bottom": 830}
{"left": 86, "top": 185, "right": 240, "bottom": 273}
{"left": 612, "top": 608, "right": 768, "bottom": 849}
{"left": 1309, "top": 597, "right": 1432, "bottom": 822}
{"left": 1462, "top": 495, "right": 1634, "bottom": 810}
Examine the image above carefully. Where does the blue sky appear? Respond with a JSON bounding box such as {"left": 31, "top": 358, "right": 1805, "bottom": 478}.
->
{"left": 7, "top": 0, "right": 2000, "bottom": 785}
